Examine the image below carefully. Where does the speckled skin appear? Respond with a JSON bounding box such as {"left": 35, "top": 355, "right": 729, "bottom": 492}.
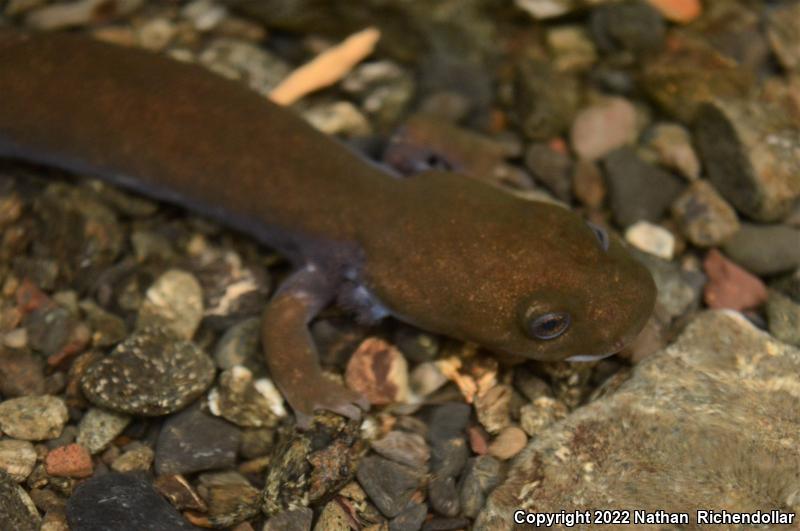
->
{"left": 0, "top": 31, "right": 656, "bottom": 425}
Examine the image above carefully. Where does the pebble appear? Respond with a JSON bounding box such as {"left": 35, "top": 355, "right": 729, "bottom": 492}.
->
{"left": 459, "top": 456, "right": 503, "bottom": 519}
{"left": 66, "top": 473, "right": 199, "bottom": 530}
{"left": 429, "top": 436, "right": 469, "bottom": 479}
{"left": 571, "top": 159, "right": 605, "bottom": 208}
{"left": 766, "top": 290, "right": 800, "bottom": 347}
{"left": 643, "top": 122, "right": 700, "bottom": 180}
{"left": 345, "top": 337, "right": 409, "bottom": 405}
{"left": 624, "top": 221, "right": 675, "bottom": 260}
{"left": 524, "top": 143, "right": 572, "bottom": 201}
{"left": 342, "top": 60, "right": 415, "bottom": 128}
{"left": 75, "top": 408, "right": 131, "bottom": 455}
{"left": 418, "top": 91, "right": 471, "bottom": 123}
{"left": 721, "top": 223, "right": 800, "bottom": 276}
{"left": 198, "top": 37, "right": 290, "bottom": 97}
{"left": 110, "top": 442, "right": 154, "bottom": 473}
{"left": 46, "top": 424, "right": 78, "bottom": 451}
{"left": 409, "top": 361, "right": 448, "bottom": 398}
{"left": 474, "top": 384, "right": 512, "bottom": 435}
{"left": 635, "top": 250, "right": 704, "bottom": 320}
{"left": 136, "top": 269, "right": 204, "bottom": 340}
{"left": 130, "top": 229, "right": 174, "bottom": 263}
{"left": 2, "top": 328, "right": 27, "bottom": 349}
{"left": 519, "top": 397, "right": 570, "bottom": 436}
{"left": 24, "top": 0, "right": 144, "bottom": 30}
{"left": 313, "top": 500, "right": 350, "bottom": 531}
{"left": 0, "top": 439, "right": 37, "bottom": 482}
{"left": 0, "top": 183, "right": 23, "bottom": 226}
{"left": 181, "top": 0, "right": 227, "bottom": 31}
{"left": 766, "top": 1, "right": 800, "bottom": 73}
{"left": 370, "top": 430, "right": 430, "bottom": 470}
{"left": 478, "top": 311, "right": 800, "bottom": 526}
{"left": 513, "top": 0, "right": 573, "bottom": 20}
{"left": 427, "top": 402, "right": 471, "bottom": 442}
{"left": 261, "top": 414, "right": 361, "bottom": 515}
{"left": 80, "top": 326, "right": 215, "bottom": 416}
{"left": 647, "top": 0, "right": 701, "bottom": 22}
{"left": 41, "top": 511, "right": 70, "bottom": 531}
{"left": 390, "top": 501, "right": 427, "bottom": 531}
{"left": 641, "top": 36, "right": 751, "bottom": 122}
{"left": 771, "top": 268, "right": 800, "bottom": 303}
{"left": 467, "top": 424, "right": 490, "bottom": 455}
{"left": 135, "top": 18, "right": 177, "bottom": 51}
{"left": 44, "top": 444, "right": 93, "bottom": 478}
{"left": 303, "top": 101, "right": 372, "bottom": 137}
{"left": 546, "top": 24, "right": 597, "bottom": 72}
{"left": 703, "top": 249, "right": 767, "bottom": 311}
{"left": 513, "top": 368, "right": 552, "bottom": 402}
{"left": 263, "top": 508, "right": 312, "bottom": 531}
{"left": 208, "top": 366, "right": 282, "bottom": 428}
{"left": 0, "top": 347, "right": 45, "bottom": 397}
{"left": 604, "top": 147, "right": 684, "bottom": 227}
{"left": 487, "top": 426, "right": 527, "bottom": 460}
{"left": 312, "top": 319, "right": 368, "bottom": 367}
{"left": 195, "top": 472, "right": 260, "bottom": 528}
{"left": 570, "top": 97, "right": 638, "bottom": 161}
{"left": 694, "top": 98, "right": 800, "bottom": 222}
{"left": 428, "top": 475, "right": 460, "bottom": 517}
{"left": 591, "top": 1, "right": 665, "bottom": 55}
{"left": 25, "top": 306, "right": 78, "bottom": 357}
{"left": 155, "top": 404, "right": 240, "bottom": 476}
{"left": 671, "top": 180, "right": 740, "bottom": 247}
{"left": 213, "top": 317, "right": 261, "bottom": 371}
{"left": 239, "top": 428, "right": 275, "bottom": 460}
{"left": 28, "top": 487, "right": 66, "bottom": 514}
{"left": 394, "top": 327, "right": 439, "bottom": 364}
{"left": 421, "top": 517, "right": 471, "bottom": 531}
{"left": 189, "top": 245, "right": 269, "bottom": 329}
{"left": 0, "top": 470, "right": 40, "bottom": 531}
{"left": 79, "top": 300, "right": 127, "bottom": 348}
{"left": 515, "top": 60, "right": 580, "bottom": 141}
{"left": 0, "top": 395, "right": 68, "bottom": 441}
{"left": 154, "top": 474, "right": 207, "bottom": 512}
{"left": 356, "top": 456, "right": 423, "bottom": 518}
{"left": 35, "top": 183, "right": 124, "bottom": 288}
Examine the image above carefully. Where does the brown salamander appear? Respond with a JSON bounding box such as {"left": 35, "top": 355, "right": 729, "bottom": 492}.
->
{"left": 0, "top": 31, "right": 656, "bottom": 427}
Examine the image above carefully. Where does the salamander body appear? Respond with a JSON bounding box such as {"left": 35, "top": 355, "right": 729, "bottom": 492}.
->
{"left": 0, "top": 31, "right": 656, "bottom": 426}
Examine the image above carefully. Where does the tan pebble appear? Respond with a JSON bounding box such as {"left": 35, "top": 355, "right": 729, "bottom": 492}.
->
{"left": 0, "top": 439, "right": 37, "bottom": 482}
{"left": 488, "top": 426, "right": 528, "bottom": 460}
{"left": 646, "top": 0, "right": 701, "bottom": 23}
{"left": 345, "top": 337, "right": 408, "bottom": 405}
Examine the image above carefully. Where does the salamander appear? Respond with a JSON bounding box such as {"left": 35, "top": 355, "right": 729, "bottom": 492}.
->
{"left": 0, "top": 31, "right": 656, "bottom": 427}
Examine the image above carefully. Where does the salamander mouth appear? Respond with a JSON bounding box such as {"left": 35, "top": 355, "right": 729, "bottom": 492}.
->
{"left": 564, "top": 338, "right": 626, "bottom": 362}
{"left": 565, "top": 352, "right": 616, "bottom": 362}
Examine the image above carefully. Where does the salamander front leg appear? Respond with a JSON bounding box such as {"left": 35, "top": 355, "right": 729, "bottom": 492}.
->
{"left": 261, "top": 265, "right": 370, "bottom": 429}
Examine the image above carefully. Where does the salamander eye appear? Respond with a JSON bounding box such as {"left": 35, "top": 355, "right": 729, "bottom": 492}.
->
{"left": 524, "top": 312, "right": 571, "bottom": 340}
{"left": 586, "top": 221, "right": 609, "bottom": 252}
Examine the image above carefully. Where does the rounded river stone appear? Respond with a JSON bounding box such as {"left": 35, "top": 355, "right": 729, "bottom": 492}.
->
{"left": 81, "top": 326, "right": 215, "bottom": 416}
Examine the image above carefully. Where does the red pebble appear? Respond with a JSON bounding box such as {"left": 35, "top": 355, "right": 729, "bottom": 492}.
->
{"left": 15, "top": 278, "right": 53, "bottom": 315}
{"left": 468, "top": 424, "right": 490, "bottom": 455}
{"left": 703, "top": 249, "right": 767, "bottom": 311}
{"left": 45, "top": 443, "right": 94, "bottom": 478}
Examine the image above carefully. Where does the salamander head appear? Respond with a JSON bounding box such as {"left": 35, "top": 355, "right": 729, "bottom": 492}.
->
{"left": 362, "top": 171, "right": 657, "bottom": 361}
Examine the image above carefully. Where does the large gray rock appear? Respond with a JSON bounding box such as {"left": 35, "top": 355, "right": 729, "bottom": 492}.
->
{"left": 477, "top": 311, "right": 800, "bottom": 529}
